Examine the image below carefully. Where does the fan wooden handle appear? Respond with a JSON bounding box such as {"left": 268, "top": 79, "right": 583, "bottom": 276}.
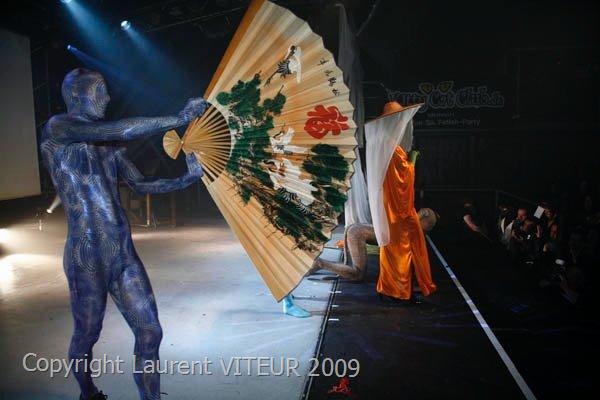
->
{"left": 163, "top": 130, "right": 184, "bottom": 159}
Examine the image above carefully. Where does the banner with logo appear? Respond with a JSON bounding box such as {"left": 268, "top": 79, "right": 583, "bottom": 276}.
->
{"left": 388, "top": 81, "right": 509, "bottom": 129}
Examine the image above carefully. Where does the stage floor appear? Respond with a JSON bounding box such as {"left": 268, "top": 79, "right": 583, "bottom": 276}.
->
{"left": 307, "top": 240, "right": 527, "bottom": 399}
{"left": 1, "top": 209, "right": 547, "bottom": 400}
{"left": 0, "top": 214, "right": 334, "bottom": 400}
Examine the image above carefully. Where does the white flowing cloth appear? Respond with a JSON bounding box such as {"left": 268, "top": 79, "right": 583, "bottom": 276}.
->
{"left": 345, "top": 148, "right": 371, "bottom": 226}
{"left": 365, "top": 105, "right": 422, "bottom": 246}
{"left": 337, "top": 4, "right": 371, "bottom": 227}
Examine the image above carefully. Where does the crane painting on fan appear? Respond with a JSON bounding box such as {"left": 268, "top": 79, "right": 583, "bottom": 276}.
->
{"left": 267, "top": 125, "right": 315, "bottom": 205}
{"left": 265, "top": 45, "right": 302, "bottom": 85}
{"left": 269, "top": 125, "right": 308, "bottom": 155}
{"left": 264, "top": 158, "right": 317, "bottom": 206}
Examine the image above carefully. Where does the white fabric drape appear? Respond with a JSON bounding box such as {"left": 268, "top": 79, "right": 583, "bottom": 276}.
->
{"left": 337, "top": 4, "right": 371, "bottom": 226}
{"left": 365, "top": 106, "right": 422, "bottom": 246}
{"left": 345, "top": 148, "right": 371, "bottom": 226}
{"left": 399, "top": 120, "right": 414, "bottom": 153}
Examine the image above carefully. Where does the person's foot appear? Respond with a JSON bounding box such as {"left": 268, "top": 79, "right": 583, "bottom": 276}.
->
{"left": 412, "top": 293, "right": 425, "bottom": 304}
{"left": 283, "top": 294, "right": 311, "bottom": 318}
{"left": 378, "top": 293, "right": 420, "bottom": 305}
{"left": 80, "top": 391, "right": 108, "bottom": 400}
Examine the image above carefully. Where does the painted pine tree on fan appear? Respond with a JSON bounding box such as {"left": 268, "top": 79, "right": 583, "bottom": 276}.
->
{"left": 215, "top": 74, "right": 349, "bottom": 252}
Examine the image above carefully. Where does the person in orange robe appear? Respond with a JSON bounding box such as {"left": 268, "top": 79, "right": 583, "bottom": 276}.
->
{"left": 377, "top": 146, "right": 437, "bottom": 300}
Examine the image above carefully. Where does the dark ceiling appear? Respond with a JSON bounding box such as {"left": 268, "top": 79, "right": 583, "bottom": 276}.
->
{"left": 3, "top": 0, "right": 597, "bottom": 69}
{"left": 1, "top": 0, "right": 597, "bottom": 188}
{"left": 1, "top": 0, "right": 598, "bottom": 120}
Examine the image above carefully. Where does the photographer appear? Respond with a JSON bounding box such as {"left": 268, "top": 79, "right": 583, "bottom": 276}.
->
{"left": 509, "top": 217, "right": 540, "bottom": 266}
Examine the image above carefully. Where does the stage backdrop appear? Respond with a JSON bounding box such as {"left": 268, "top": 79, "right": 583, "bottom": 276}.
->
{"left": 0, "top": 29, "right": 40, "bottom": 200}
{"left": 385, "top": 80, "right": 509, "bottom": 130}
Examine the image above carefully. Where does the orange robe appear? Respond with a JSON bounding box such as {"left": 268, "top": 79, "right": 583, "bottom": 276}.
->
{"left": 377, "top": 146, "right": 437, "bottom": 299}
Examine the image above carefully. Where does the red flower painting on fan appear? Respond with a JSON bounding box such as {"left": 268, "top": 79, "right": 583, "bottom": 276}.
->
{"left": 304, "top": 105, "right": 349, "bottom": 139}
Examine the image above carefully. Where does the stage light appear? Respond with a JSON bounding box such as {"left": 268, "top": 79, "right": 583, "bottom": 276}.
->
{"left": 121, "top": 20, "right": 131, "bottom": 31}
{"left": 0, "top": 256, "right": 15, "bottom": 295}
{"left": 0, "top": 228, "right": 8, "bottom": 244}
{"left": 60, "top": 0, "right": 73, "bottom": 4}
{"left": 46, "top": 195, "right": 62, "bottom": 214}
{"left": 67, "top": 44, "right": 74, "bottom": 51}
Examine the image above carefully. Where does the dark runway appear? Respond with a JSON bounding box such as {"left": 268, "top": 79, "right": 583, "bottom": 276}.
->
{"left": 307, "top": 242, "right": 525, "bottom": 400}
{"left": 429, "top": 227, "right": 600, "bottom": 399}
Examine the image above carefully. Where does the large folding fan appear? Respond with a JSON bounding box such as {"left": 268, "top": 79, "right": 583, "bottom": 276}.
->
{"left": 163, "top": 0, "right": 357, "bottom": 300}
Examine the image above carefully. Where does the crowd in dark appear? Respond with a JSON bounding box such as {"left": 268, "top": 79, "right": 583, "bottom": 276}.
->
{"left": 461, "top": 179, "right": 599, "bottom": 310}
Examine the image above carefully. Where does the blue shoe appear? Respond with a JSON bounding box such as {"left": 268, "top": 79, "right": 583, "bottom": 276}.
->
{"left": 282, "top": 294, "right": 311, "bottom": 318}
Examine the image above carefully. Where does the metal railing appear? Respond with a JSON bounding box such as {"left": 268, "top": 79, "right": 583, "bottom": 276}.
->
{"left": 421, "top": 187, "right": 536, "bottom": 209}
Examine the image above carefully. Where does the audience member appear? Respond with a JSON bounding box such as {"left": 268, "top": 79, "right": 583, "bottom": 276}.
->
{"left": 466, "top": 177, "right": 599, "bottom": 308}
{"left": 538, "top": 203, "right": 561, "bottom": 257}
{"left": 462, "top": 199, "right": 490, "bottom": 240}
{"left": 498, "top": 204, "right": 515, "bottom": 247}
{"left": 582, "top": 195, "right": 599, "bottom": 228}
{"left": 513, "top": 208, "right": 528, "bottom": 231}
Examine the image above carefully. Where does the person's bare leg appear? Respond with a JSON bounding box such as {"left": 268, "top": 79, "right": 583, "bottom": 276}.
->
{"left": 314, "top": 224, "right": 377, "bottom": 281}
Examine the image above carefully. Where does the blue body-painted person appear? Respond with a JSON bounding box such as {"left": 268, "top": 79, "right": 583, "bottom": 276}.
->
{"left": 41, "top": 68, "right": 207, "bottom": 400}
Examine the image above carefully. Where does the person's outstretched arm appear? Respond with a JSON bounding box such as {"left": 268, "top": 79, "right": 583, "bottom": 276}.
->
{"left": 46, "top": 98, "right": 207, "bottom": 143}
{"left": 116, "top": 150, "right": 203, "bottom": 195}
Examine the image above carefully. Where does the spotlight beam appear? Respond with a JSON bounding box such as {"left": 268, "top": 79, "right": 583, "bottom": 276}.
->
{"left": 60, "top": 0, "right": 117, "bottom": 57}
{"left": 65, "top": 45, "right": 165, "bottom": 105}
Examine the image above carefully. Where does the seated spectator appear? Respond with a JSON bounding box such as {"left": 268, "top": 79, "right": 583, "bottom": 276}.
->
{"left": 462, "top": 199, "right": 490, "bottom": 241}
{"left": 498, "top": 204, "right": 515, "bottom": 247}
{"left": 568, "top": 228, "right": 591, "bottom": 270}
{"left": 513, "top": 208, "right": 528, "bottom": 231}
{"left": 539, "top": 203, "right": 561, "bottom": 256}
{"left": 560, "top": 264, "right": 585, "bottom": 305}
{"left": 543, "top": 224, "right": 560, "bottom": 253}
{"left": 522, "top": 218, "right": 540, "bottom": 263}
{"left": 509, "top": 217, "right": 539, "bottom": 265}
{"left": 586, "top": 228, "right": 599, "bottom": 263}
{"left": 541, "top": 229, "right": 590, "bottom": 305}
{"left": 541, "top": 259, "right": 585, "bottom": 305}
{"left": 582, "top": 227, "right": 600, "bottom": 305}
